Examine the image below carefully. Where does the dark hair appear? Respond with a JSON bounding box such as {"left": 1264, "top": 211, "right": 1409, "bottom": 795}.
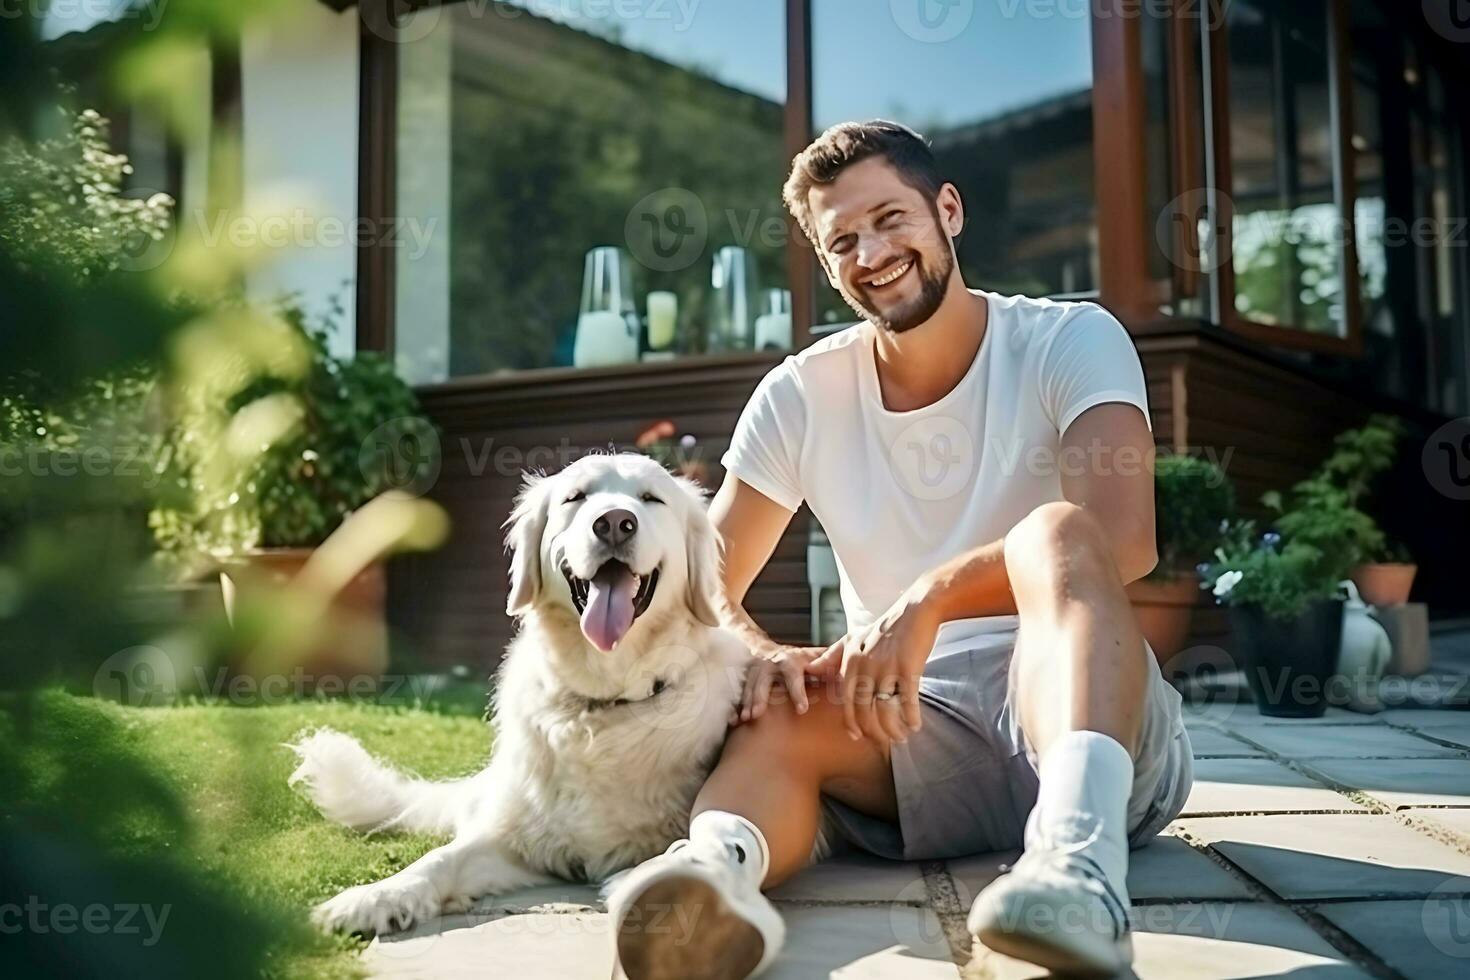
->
{"left": 782, "top": 120, "right": 945, "bottom": 248}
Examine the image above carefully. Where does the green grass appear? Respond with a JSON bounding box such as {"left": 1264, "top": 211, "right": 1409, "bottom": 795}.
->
{"left": 9, "top": 692, "right": 493, "bottom": 979}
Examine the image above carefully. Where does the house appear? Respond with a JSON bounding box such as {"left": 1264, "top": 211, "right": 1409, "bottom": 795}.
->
{"left": 50, "top": 0, "right": 1470, "bottom": 670}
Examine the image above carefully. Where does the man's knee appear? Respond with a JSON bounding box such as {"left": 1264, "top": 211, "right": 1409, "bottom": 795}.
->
{"left": 723, "top": 691, "right": 853, "bottom": 772}
{"left": 1004, "top": 501, "right": 1115, "bottom": 588}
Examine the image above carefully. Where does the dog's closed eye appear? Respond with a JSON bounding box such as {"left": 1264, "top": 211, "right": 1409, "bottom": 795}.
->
{"left": 563, "top": 490, "right": 586, "bottom": 504}
{"left": 639, "top": 492, "right": 664, "bottom": 505}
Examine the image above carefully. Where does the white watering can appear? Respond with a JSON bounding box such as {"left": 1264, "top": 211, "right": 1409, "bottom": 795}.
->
{"left": 1330, "top": 580, "right": 1393, "bottom": 714}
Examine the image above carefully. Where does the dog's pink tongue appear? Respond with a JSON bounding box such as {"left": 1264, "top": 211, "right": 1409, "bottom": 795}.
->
{"left": 580, "top": 562, "right": 639, "bottom": 652}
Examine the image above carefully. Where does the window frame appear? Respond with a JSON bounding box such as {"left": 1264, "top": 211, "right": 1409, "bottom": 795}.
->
{"left": 1202, "top": 0, "right": 1365, "bottom": 356}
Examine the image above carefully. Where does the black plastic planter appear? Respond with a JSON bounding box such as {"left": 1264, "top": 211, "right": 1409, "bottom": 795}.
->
{"left": 1229, "top": 600, "right": 1345, "bottom": 718}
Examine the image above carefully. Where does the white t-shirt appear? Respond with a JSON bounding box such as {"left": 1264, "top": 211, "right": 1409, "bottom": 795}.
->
{"left": 721, "top": 291, "right": 1151, "bottom": 650}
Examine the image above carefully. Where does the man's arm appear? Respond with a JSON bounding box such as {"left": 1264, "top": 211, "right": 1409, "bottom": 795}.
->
{"left": 706, "top": 472, "right": 799, "bottom": 658}
{"left": 920, "top": 403, "right": 1158, "bottom": 622}
{"left": 813, "top": 402, "right": 1158, "bottom": 742}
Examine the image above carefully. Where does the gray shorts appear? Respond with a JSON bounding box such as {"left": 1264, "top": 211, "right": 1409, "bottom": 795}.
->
{"left": 821, "top": 618, "right": 1194, "bottom": 861}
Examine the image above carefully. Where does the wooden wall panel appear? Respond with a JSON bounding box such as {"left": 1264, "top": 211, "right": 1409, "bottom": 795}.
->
{"left": 391, "top": 331, "right": 1468, "bottom": 673}
{"left": 388, "top": 353, "right": 808, "bottom": 672}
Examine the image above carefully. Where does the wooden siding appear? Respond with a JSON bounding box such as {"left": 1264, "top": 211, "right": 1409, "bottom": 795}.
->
{"left": 390, "top": 332, "right": 1469, "bottom": 671}
{"left": 387, "top": 353, "right": 809, "bottom": 672}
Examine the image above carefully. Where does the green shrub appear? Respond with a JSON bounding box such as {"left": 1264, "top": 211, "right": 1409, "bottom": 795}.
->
{"left": 1150, "top": 453, "right": 1235, "bottom": 581}
{"left": 150, "top": 299, "right": 436, "bottom": 573}
{"left": 1200, "top": 414, "right": 1406, "bottom": 620}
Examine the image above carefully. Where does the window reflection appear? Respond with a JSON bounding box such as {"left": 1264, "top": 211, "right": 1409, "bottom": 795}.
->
{"left": 809, "top": 0, "right": 1097, "bottom": 325}
{"left": 395, "top": 1, "right": 788, "bottom": 383}
{"left": 1226, "top": 0, "right": 1346, "bottom": 337}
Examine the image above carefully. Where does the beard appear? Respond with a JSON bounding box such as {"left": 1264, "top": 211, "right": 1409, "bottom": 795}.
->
{"left": 839, "top": 246, "right": 954, "bottom": 334}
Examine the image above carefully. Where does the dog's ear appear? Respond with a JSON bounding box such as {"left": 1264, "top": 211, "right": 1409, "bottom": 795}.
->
{"left": 504, "top": 472, "right": 552, "bottom": 616}
{"left": 675, "top": 476, "right": 722, "bottom": 628}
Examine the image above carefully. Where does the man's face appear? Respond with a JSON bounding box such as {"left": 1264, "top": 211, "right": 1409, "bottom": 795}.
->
{"left": 808, "top": 156, "right": 961, "bottom": 334}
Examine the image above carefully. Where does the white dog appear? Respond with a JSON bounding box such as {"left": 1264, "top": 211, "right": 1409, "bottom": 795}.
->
{"left": 292, "top": 453, "right": 751, "bottom": 936}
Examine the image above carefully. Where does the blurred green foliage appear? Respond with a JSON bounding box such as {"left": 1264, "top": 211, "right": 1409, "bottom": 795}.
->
{"left": 1149, "top": 453, "right": 1236, "bottom": 581}
{"left": 0, "top": 4, "right": 448, "bottom": 977}
{"left": 151, "top": 302, "right": 433, "bottom": 573}
{"left": 1201, "top": 415, "right": 1406, "bottom": 619}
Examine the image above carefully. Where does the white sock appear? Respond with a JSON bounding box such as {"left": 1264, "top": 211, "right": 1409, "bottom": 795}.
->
{"left": 690, "top": 810, "right": 770, "bottom": 885}
{"left": 1026, "top": 730, "right": 1134, "bottom": 905}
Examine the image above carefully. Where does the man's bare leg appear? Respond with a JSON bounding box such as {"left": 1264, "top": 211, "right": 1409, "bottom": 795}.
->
{"left": 609, "top": 688, "right": 896, "bottom": 979}
{"left": 969, "top": 501, "right": 1151, "bottom": 976}
{"left": 694, "top": 687, "right": 897, "bottom": 886}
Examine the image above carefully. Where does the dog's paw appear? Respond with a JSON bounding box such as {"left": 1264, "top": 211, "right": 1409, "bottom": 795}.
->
{"left": 312, "top": 876, "right": 443, "bottom": 936}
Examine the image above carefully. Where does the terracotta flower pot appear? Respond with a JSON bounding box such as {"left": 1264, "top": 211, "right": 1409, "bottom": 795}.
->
{"left": 220, "top": 547, "right": 389, "bottom": 688}
{"left": 1350, "top": 563, "right": 1417, "bottom": 607}
{"left": 1127, "top": 576, "right": 1200, "bottom": 667}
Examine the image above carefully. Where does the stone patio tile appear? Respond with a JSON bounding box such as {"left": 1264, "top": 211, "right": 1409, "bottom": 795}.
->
{"left": 1183, "top": 758, "right": 1367, "bottom": 815}
{"left": 769, "top": 853, "right": 928, "bottom": 903}
{"left": 944, "top": 850, "right": 1017, "bottom": 905}
{"left": 1315, "top": 899, "right": 1470, "bottom": 980}
{"left": 1185, "top": 727, "right": 1266, "bottom": 757}
{"left": 947, "top": 836, "right": 1252, "bottom": 903}
{"left": 366, "top": 903, "right": 960, "bottom": 979}
{"left": 1234, "top": 724, "right": 1466, "bottom": 759}
{"left": 1124, "top": 835, "right": 1255, "bottom": 901}
{"left": 1183, "top": 701, "right": 1387, "bottom": 730}
{"left": 767, "top": 905, "right": 958, "bottom": 979}
{"left": 469, "top": 882, "right": 603, "bottom": 914}
{"left": 1176, "top": 814, "right": 1470, "bottom": 899}
{"left": 1408, "top": 807, "right": 1470, "bottom": 842}
{"left": 366, "top": 911, "right": 611, "bottom": 979}
{"left": 1379, "top": 707, "right": 1470, "bottom": 730}
{"left": 1302, "top": 757, "right": 1470, "bottom": 808}
{"left": 970, "top": 903, "right": 1372, "bottom": 979}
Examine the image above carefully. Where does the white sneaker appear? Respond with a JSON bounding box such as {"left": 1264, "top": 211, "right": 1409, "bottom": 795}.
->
{"left": 608, "top": 838, "right": 785, "bottom": 980}
{"left": 967, "top": 844, "right": 1132, "bottom": 978}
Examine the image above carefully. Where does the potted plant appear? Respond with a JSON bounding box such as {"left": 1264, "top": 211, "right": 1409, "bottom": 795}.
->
{"left": 150, "top": 301, "right": 437, "bottom": 680}
{"left": 1129, "top": 454, "right": 1235, "bottom": 666}
{"left": 1312, "top": 414, "right": 1417, "bottom": 605}
{"left": 1200, "top": 474, "right": 1376, "bottom": 717}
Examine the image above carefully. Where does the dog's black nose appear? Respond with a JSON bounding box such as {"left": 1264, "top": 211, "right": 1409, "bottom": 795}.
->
{"left": 592, "top": 508, "right": 637, "bottom": 546}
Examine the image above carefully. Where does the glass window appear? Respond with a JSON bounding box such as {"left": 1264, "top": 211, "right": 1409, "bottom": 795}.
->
{"left": 809, "top": 0, "right": 1096, "bottom": 326}
{"left": 395, "top": 1, "right": 788, "bottom": 383}
{"left": 1344, "top": 0, "right": 1467, "bottom": 414}
{"left": 1224, "top": 0, "right": 1347, "bottom": 338}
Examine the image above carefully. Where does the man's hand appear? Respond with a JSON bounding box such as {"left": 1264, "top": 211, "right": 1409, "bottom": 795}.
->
{"left": 735, "top": 644, "right": 830, "bottom": 724}
{"left": 807, "top": 585, "right": 939, "bottom": 745}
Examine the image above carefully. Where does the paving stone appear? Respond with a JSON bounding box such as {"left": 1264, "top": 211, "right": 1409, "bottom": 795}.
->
{"left": 1234, "top": 724, "right": 1466, "bottom": 759}
{"left": 1183, "top": 758, "right": 1367, "bottom": 814}
{"left": 1186, "top": 727, "right": 1266, "bottom": 757}
{"left": 1123, "top": 835, "right": 1255, "bottom": 900}
{"left": 767, "top": 905, "right": 958, "bottom": 979}
{"left": 1315, "top": 899, "right": 1470, "bottom": 980}
{"left": 947, "top": 836, "right": 1251, "bottom": 903}
{"left": 1409, "top": 808, "right": 1470, "bottom": 842}
{"left": 1184, "top": 701, "right": 1385, "bottom": 730}
{"left": 769, "top": 853, "right": 928, "bottom": 903}
{"left": 366, "top": 911, "right": 611, "bottom": 979}
{"left": 1176, "top": 814, "right": 1470, "bottom": 899}
{"left": 944, "top": 850, "right": 1017, "bottom": 905}
{"left": 1303, "top": 758, "right": 1470, "bottom": 808}
{"left": 469, "top": 882, "right": 603, "bottom": 914}
{"left": 366, "top": 904, "right": 959, "bottom": 979}
{"left": 1379, "top": 707, "right": 1470, "bottom": 730}
{"left": 970, "top": 902, "right": 1372, "bottom": 979}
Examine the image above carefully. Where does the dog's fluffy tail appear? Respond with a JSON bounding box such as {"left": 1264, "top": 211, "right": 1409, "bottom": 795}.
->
{"left": 287, "top": 728, "right": 473, "bottom": 836}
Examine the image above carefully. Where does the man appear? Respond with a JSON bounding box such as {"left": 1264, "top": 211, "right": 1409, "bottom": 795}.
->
{"left": 609, "top": 120, "right": 1193, "bottom": 979}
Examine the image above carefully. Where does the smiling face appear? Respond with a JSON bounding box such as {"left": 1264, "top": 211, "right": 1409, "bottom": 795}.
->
{"left": 504, "top": 454, "right": 720, "bottom": 653}
{"left": 808, "top": 156, "right": 963, "bottom": 333}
